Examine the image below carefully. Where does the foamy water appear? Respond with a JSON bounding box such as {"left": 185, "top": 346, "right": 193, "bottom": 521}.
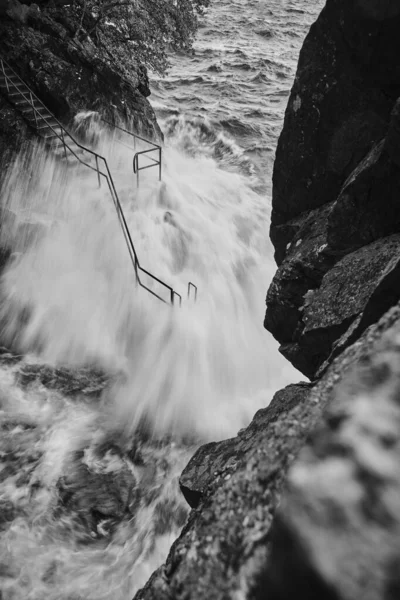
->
{"left": 0, "top": 1, "right": 324, "bottom": 598}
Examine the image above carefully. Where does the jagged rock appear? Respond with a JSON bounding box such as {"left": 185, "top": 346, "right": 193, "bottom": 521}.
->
{"left": 281, "top": 234, "right": 400, "bottom": 378}
{"left": 0, "top": 94, "right": 32, "bottom": 172}
{"left": 0, "top": 3, "right": 161, "bottom": 167}
{"left": 266, "top": 0, "right": 400, "bottom": 379}
{"left": 271, "top": 0, "right": 400, "bottom": 231}
{"left": 136, "top": 302, "right": 400, "bottom": 600}
{"left": 16, "top": 363, "right": 112, "bottom": 398}
{"left": 57, "top": 446, "right": 139, "bottom": 537}
{"left": 134, "top": 383, "right": 313, "bottom": 600}
{"left": 254, "top": 302, "right": 400, "bottom": 600}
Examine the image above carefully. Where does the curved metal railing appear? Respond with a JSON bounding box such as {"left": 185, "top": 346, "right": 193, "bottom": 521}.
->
{"left": 0, "top": 55, "right": 194, "bottom": 306}
{"left": 102, "top": 118, "right": 162, "bottom": 186}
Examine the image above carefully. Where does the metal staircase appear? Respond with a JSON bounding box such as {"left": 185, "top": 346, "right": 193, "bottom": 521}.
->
{"left": 0, "top": 56, "right": 198, "bottom": 306}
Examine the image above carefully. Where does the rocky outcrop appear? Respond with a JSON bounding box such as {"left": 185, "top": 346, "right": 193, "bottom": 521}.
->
{"left": 135, "top": 303, "right": 400, "bottom": 600}
{"left": 254, "top": 304, "right": 400, "bottom": 600}
{"left": 133, "top": 2, "right": 400, "bottom": 598}
{"left": 265, "top": 0, "right": 400, "bottom": 379}
{"left": 134, "top": 383, "right": 313, "bottom": 600}
{"left": 0, "top": 0, "right": 161, "bottom": 171}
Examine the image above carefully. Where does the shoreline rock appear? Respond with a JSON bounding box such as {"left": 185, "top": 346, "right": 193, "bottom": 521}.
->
{"left": 266, "top": 0, "right": 400, "bottom": 379}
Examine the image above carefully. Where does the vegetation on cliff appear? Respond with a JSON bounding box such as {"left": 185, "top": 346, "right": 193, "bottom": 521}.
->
{"left": 71, "top": 0, "right": 210, "bottom": 74}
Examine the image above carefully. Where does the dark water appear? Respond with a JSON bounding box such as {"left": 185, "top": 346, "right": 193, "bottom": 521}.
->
{"left": 152, "top": 0, "right": 324, "bottom": 190}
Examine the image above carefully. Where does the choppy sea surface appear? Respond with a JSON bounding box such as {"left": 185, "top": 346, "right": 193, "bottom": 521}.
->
{"left": 152, "top": 0, "right": 323, "bottom": 192}
{"left": 0, "top": 2, "right": 323, "bottom": 599}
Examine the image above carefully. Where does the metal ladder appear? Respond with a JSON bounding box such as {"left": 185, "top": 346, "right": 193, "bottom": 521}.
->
{"left": 0, "top": 56, "right": 198, "bottom": 306}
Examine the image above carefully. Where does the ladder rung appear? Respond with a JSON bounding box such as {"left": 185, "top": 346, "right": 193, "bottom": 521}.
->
{"left": 0, "top": 81, "right": 24, "bottom": 89}
{"left": 14, "top": 98, "right": 32, "bottom": 105}
{"left": 43, "top": 132, "right": 61, "bottom": 139}
{"left": 22, "top": 106, "right": 47, "bottom": 114}
{"left": 8, "top": 90, "right": 28, "bottom": 97}
{"left": 37, "top": 121, "right": 61, "bottom": 130}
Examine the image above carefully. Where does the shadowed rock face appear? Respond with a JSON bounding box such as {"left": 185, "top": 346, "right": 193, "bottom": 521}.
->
{"left": 255, "top": 304, "right": 400, "bottom": 600}
{"left": 134, "top": 299, "right": 400, "bottom": 600}
{"left": 0, "top": 1, "right": 161, "bottom": 173}
{"left": 266, "top": 0, "right": 400, "bottom": 379}
{"left": 271, "top": 0, "right": 400, "bottom": 230}
{"left": 134, "top": 383, "right": 314, "bottom": 600}
{"left": 133, "top": 2, "right": 400, "bottom": 598}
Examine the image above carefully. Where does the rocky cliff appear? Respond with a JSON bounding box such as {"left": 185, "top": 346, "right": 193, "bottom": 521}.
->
{"left": 265, "top": 0, "right": 400, "bottom": 380}
{"left": 134, "top": 2, "right": 400, "bottom": 599}
{"left": 0, "top": 0, "right": 161, "bottom": 170}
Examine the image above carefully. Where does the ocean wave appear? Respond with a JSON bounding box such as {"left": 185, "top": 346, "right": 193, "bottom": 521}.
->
{"left": 250, "top": 71, "right": 273, "bottom": 83}
{"left": 255, "top": 28, "right": 274, "bottom": 38}
{"left": 220, "top": 117, "right": 261, "bottom": 137}
{"left": 163, "top": 115, "right": 256, "bottom": 176}
{"left": 207, "top": 63, "right": 223, "bottom": 72}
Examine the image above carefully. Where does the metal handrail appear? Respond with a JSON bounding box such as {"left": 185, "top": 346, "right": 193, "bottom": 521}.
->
{"left": 102, "top": 117, "right": 162, "bottom": 187}
{"left": 133, "top": 147, "right": 162, "bottom": 186}
{"left": 0, "top": 55, "right": 192, "bottom": 306}
{"left": 188, "top": 282, "right": 198, "bottom": 301}
{"left": 102, "top": 117, "right": 161, "bottom": 150}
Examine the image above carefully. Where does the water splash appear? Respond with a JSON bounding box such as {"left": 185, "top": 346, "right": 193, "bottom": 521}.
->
{"left": 0, "top": 117, "right": 297, "bottom": 599}
{"left": 0, "top": 119, "right": 295, "bottom": 440}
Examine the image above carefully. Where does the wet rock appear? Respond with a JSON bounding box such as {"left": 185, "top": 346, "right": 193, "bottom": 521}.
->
{"left": 0, "top": 93, "right": 32, "bottom": 175}
{"left": 134, "top": 383, "right": 313, "bottom": 600}
{"left": 266, "top": 0, "right": 400, "bottom": 379}
{"left": 0, "top": 3, "right": 161, "bottom": 162}
{"left": 57, "top": 446, "right": 139, "bottom": 538}
{"left": 56, "top": 434, "right": 190, "bottom": 544}
{"left": 136, "top": 303, "right": 400, "bottom": 600}
{"left": 255, "top": 302, "right": 400, "bottom": 600}
{"left": 16, "top": 363, "right": 111, "bottom": 398}
{"left": 280, "top": 234, "right": 400, "bottom": 378}
{"left": 271, "top": 0, "right": 400, "bottom": 230}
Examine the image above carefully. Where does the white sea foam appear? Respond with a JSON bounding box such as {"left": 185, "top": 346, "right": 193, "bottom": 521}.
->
{"left": 0, "top": 120, "right": 296, "bottom": 442}
{"left": 0, "top": 0, "right": 324, "bottom": 596}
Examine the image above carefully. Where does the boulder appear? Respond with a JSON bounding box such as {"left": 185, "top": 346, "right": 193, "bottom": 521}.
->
{"left": 254, "top": 303, "right": 400, "bottom": 600}
{"left": 280, "top": 234, "right": 400, "bottom": 378}
{"left": 134, "top": 383, "right": 313, "bottom": 600}
{"left": 0, "top": 4, "right": 162, "bottom": 155}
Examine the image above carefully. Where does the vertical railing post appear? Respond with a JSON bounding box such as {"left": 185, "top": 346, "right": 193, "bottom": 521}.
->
{"left": 61, "top": 128, "right": 67, "bottom": 160}
{"left": 188, "top": 282, "right": 198, "bottom": 302}
{"left": 159, "top": 147, "right": 162, "bottom": 181}
{"left": 1, "top": 61, "right": 9, "bottom": 93}
{"left": 30, "top": 92, "right": 38, "bottom": 128}
{"left": 95, "top": 155, "right": 101, "bottom": 188}
{"left": 170, "top": 289, "right": 174, "bottom": 305}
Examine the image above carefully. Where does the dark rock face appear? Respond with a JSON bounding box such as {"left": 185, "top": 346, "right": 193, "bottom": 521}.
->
{"left": 135, "top": 301, "right": 400, "bottom": 600}
{"left": 266, "top": 0, "right": 400, "bottom": 379}
{"left": 134, "top": 383, "right": 313, "bottom": 600}
{"left": 0, "top": 1, "right": 161, "bottom": 171}
{"left": 134, "top": 3, "right": 400, "bottom": 598}
{"left": 255, "top": 303, "right": 400, "bottom": 600}
{"left": 0, "top": 94, "right": 32, "bottom": 172}
{"left": 271, "top": 0, "right": 400, "bottom": 230}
